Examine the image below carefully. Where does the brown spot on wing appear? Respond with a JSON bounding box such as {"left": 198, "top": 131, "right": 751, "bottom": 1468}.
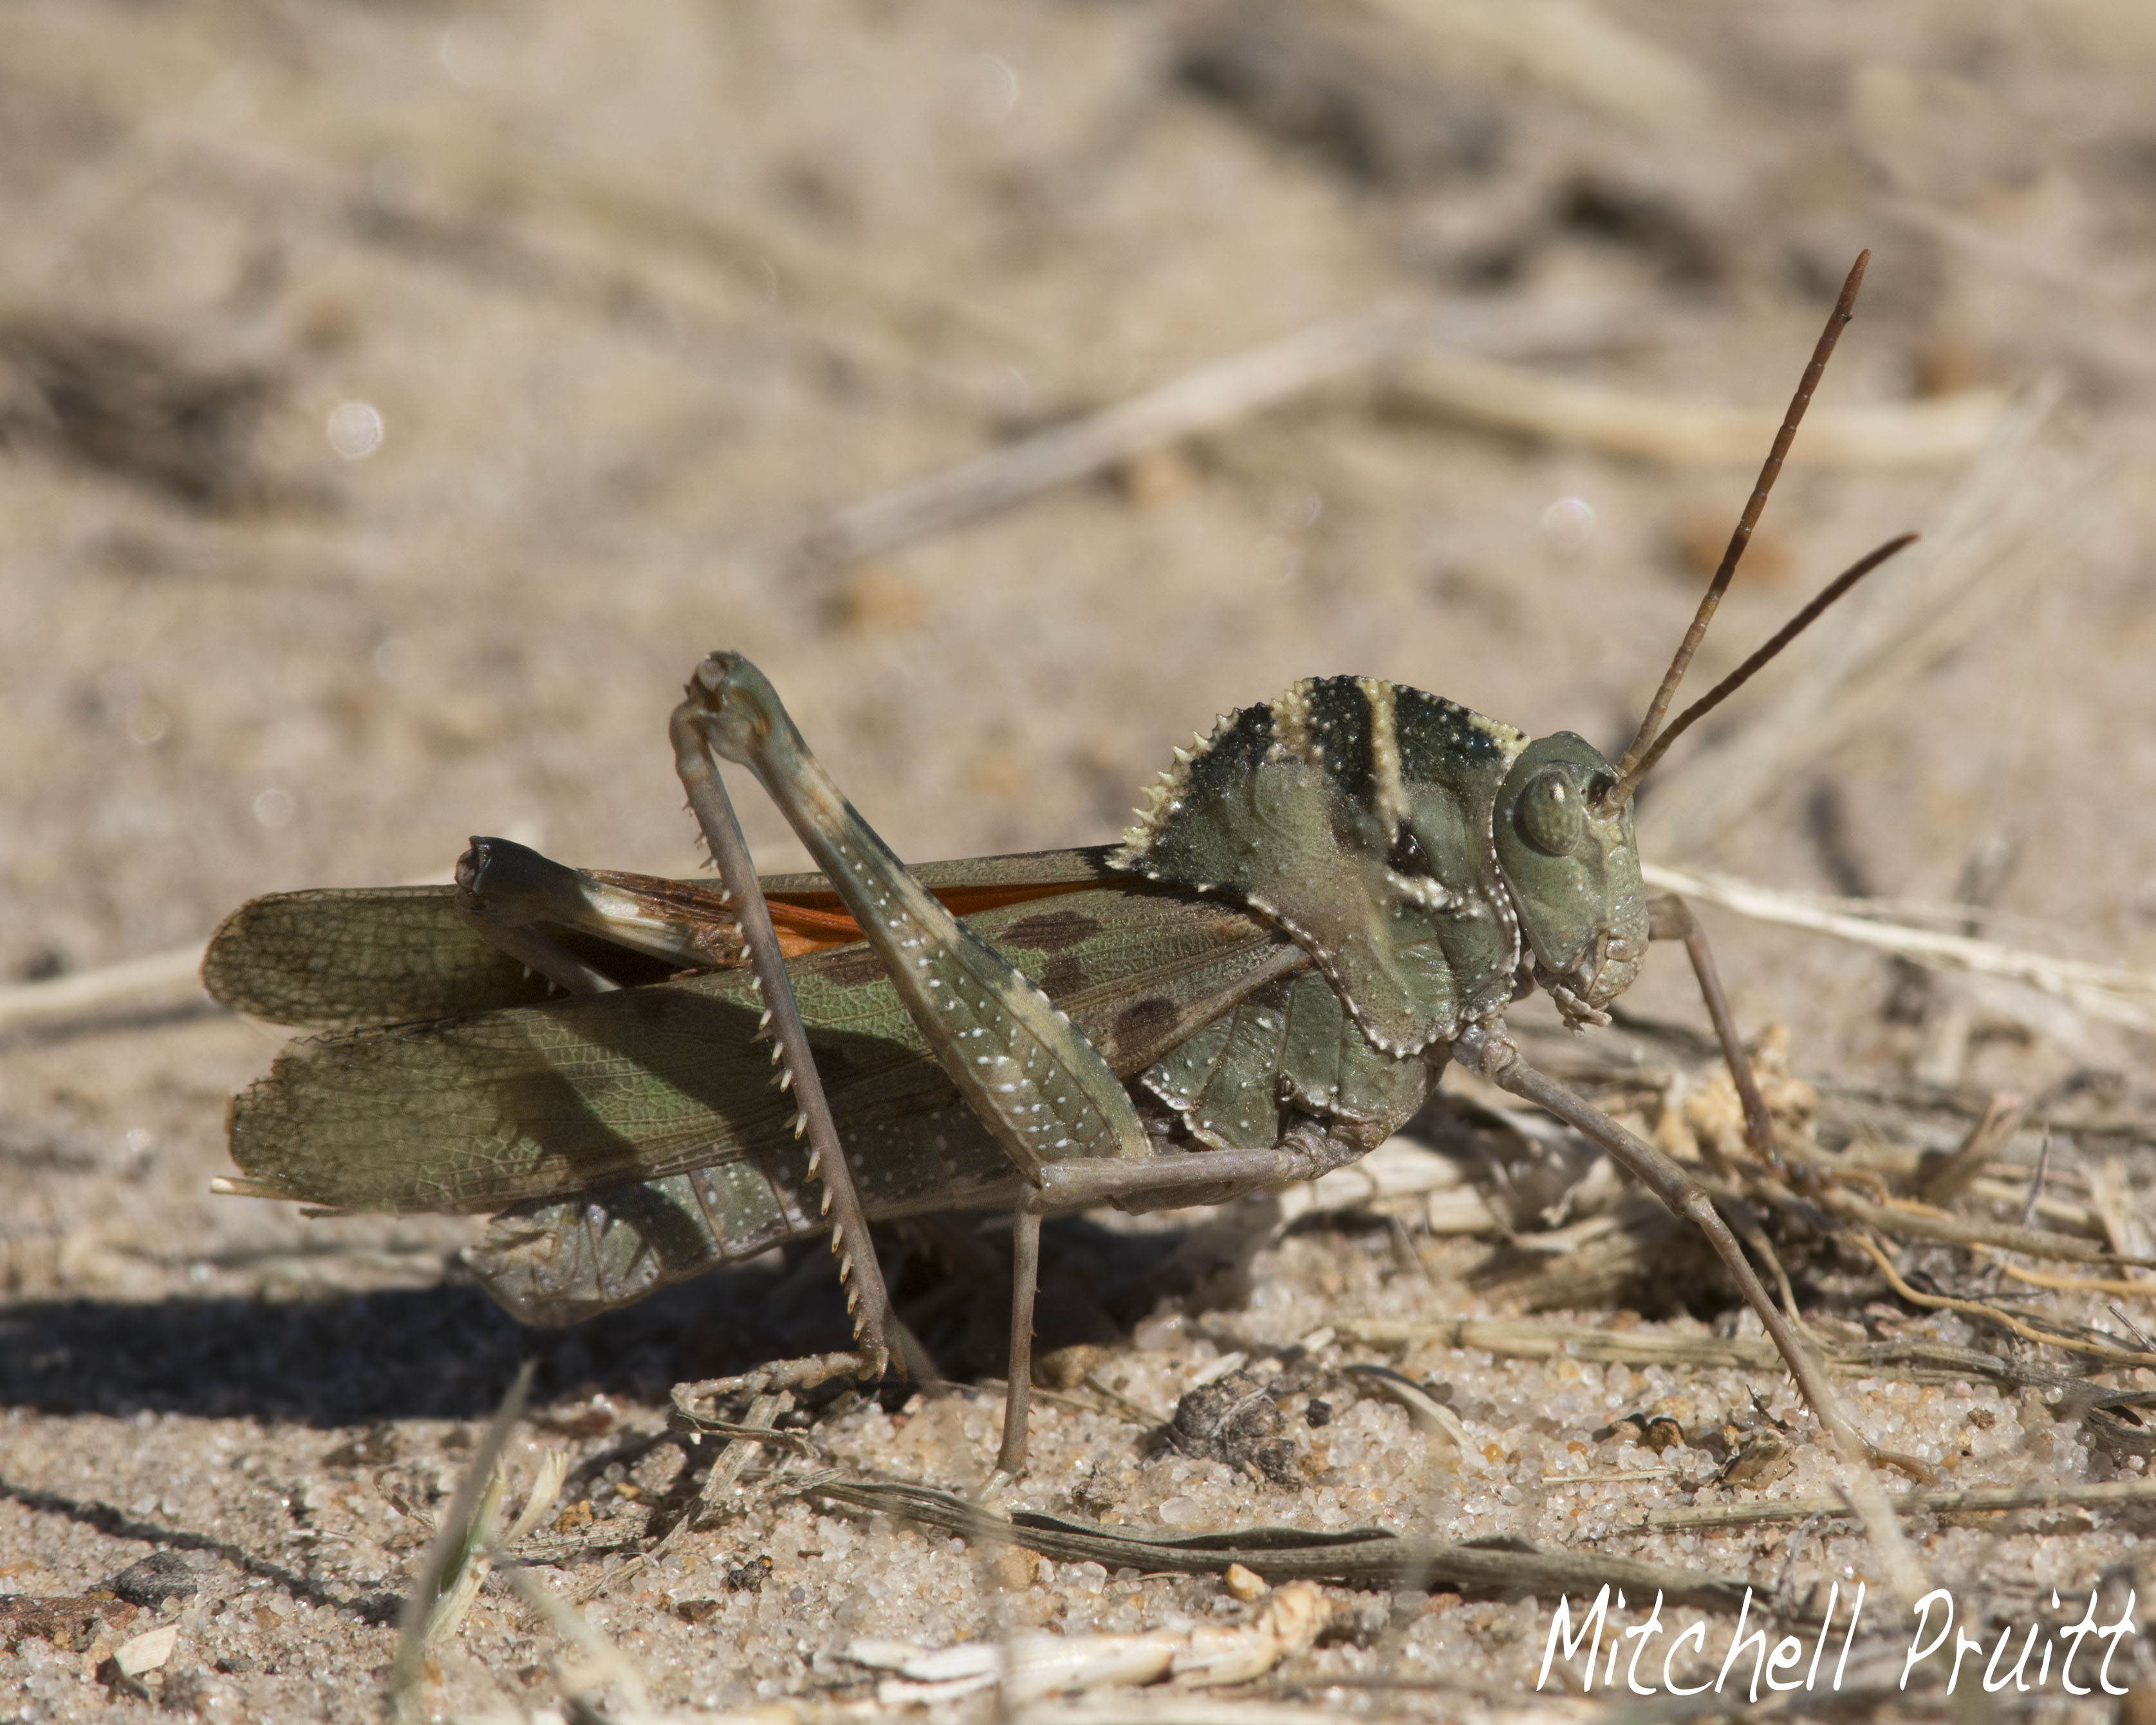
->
{"left": 1002, "top": 909, "right": 1104, "bottom": 952}
{"left": 1113, "top": 997, "right": 1177, "bottom": 1045}
{"left": 810, "top": 945, "right": 890, "bottom": 988}
{"left": 1041, "top": 953, "right": 1084, "bottom": 996}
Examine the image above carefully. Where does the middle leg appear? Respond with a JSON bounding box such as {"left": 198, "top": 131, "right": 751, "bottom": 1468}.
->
{"left": 1000, "top": 1207, "right": 1042, "bottom": 1475}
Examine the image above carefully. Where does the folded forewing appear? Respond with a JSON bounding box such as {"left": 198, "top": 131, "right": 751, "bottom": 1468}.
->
{"left": 226, "top": 887, "right": 1288, "bottom": 1215}
{"left": 204, "top": 847, "right": 1124, "bottom": 1029}
{"left": 203, "top": 888, "right": 559, "bottom": 1027}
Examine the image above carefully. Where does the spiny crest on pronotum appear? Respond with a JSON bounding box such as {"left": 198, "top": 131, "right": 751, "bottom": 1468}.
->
{"left": 1109, "top": 672, "right": 1649, "bottom": 1052}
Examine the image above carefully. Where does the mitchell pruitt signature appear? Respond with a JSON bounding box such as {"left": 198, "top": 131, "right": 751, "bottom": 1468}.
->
{"left": 1537, "top": 1583, "right": 2139, "bottom": 1699}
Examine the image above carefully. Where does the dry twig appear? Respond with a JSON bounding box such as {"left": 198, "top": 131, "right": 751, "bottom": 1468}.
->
{"left": 800, "top": 1475, "right": 1754, "bottom": 1608}
{"left": 1642, "top": 862, "right": 2156, "bottom": 1036}
{"left": 803, "top": 306, "right": 1422, "bottom": 564}
{"left": 1389, "top": 348, "right": 2000, "bottom": 466}
{"left": 803, "top": 303, "right": 2000, "bottom": 566}
{"left": 1646, "top": 1477, "right": 2156, "bottom": 1531}
{"left": 1849, "top": 1233, "right": 2156, "bottom": 1368}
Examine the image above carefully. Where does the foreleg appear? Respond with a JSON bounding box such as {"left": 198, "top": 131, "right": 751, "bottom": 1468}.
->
{"left": 1647, "top": 892, "right": 1785, "bottom": 1178}
{"left": 1451, "top": 1023, "right": 1858, "bottom": 1451}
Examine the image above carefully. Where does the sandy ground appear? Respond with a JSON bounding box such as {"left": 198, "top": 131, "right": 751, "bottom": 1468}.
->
{"left": 6, "top": 1, "right": 2156, "bottom": 1719}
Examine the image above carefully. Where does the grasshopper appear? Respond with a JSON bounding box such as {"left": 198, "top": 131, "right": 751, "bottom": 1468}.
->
{"left": 207, "top": 254, "right": 1910, "bottom": 1473}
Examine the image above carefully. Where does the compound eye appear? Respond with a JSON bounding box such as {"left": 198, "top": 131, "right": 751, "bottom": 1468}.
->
{"left": 1514, "top": 769, "right": 1584, "bottom": 857}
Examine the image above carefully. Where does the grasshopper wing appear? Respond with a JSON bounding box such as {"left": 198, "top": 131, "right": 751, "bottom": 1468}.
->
{"left": 226, "top": 946, "right": 976, "bottom": 1216}
{"left": 458, "top": 885, "right": 1308, "bottom": 1323}
{"left": 203, "top": 844, "right": 1126, "bottom": 1030}
{"left": 203, "top": 886, "right": 561, "bottom": 1029}
{"left": 201, "top": 875, "right": 712, "bottom": 1030}
{"left": 225, "top": 886, "right": 1293, "bottom": 1217}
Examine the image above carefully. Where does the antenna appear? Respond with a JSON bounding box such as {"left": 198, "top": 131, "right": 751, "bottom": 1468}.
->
{"left": 1609, "top": 530, "right": 1916, "bottom": 799}
{"left": 1607, "top": 250, "right": 1871, "bottom": 797}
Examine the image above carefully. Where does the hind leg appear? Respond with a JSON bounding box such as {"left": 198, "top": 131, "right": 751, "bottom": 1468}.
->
{"left": 676, "top": 655, "right": 1146, "bottom": 1466}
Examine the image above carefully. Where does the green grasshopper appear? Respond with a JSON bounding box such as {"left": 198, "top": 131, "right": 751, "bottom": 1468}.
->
{"left": 206, "top": 255, "right": 1910, "bottom": 1472}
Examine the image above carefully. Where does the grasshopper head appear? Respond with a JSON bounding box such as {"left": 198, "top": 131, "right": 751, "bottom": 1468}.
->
{"left": 1493, "top": 732, "right": 1648, "bottom": 1027}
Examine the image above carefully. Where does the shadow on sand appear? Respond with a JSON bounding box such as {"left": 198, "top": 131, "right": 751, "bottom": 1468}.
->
{"left": 0, "top": 1209, "right": 1241, "bottom": 1426}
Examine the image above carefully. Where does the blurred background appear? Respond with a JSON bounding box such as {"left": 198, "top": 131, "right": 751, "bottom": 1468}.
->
{"left": 4, "top": 0, "right": 2155, "bottom": 1292}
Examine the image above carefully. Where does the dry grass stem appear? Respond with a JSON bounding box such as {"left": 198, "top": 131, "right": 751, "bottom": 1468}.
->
{"left": 1807, "top": 1183, "right": 2132, "bottom": 1262}
{"left": 1340, "top": 1316, "right": 2099, "bottom": 1391}
{"left": 1366, "top": 0, "right": 1717, "bottom": 133}
{"left": 418, "top": 1444, "right": 566, "bottom": 1650}
{"left": 1913, "top": 1092, "right": 2025, "bottom": 1202}
{"left": 386, "top": 1360, "right": 536, "bottom": 1720}
{"left": 1642, "top": 861, "right": 2156, "bottom": 1036}
{"left": 1850, "top": 1233, "right": 2156, "bottom": 1367}
{"left": 0, "top": 943, "right": 210, "bottom": 1035}
{"left": 804, "top": 297, "right": 1996, "bottom": 568}
{"left": 1646, "top": 1477, "right": 2156, "bottom": 1531}
{"left": 1389, "top": 348, "right": 2000, "bottom": 467}
{"left": 1989, "top": 1259, "right": 2156, "bottom": 1298}
{"left": 1337, "top": 1315, "right": 1787, "bottom": 1370}
{"left": 803, "top": 306, "right": 1423, "bottom": 564}
{"left": 802, "top": 1477, "right": 1754, "bottom": 1608}
{"left": 1816, "top": 1077, "right": 2151, "bottom": 1144}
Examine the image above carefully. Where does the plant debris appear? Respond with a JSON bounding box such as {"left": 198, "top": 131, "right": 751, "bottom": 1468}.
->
{"left": 1165, "top": 1369, "right": 1299, "bottom": 1486}
{"left": 797, "top": 1475, "right": 1755, "bottom": 1608}
{"left": 846, "top": 1577, "right": 1332, "bottom": 1703}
